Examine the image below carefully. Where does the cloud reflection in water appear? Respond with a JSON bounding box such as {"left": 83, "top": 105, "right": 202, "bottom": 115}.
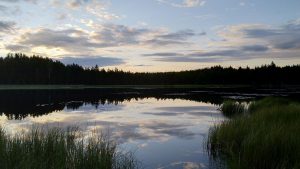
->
{"left": 0, "top": 98, "right": 224, "bottom": 168}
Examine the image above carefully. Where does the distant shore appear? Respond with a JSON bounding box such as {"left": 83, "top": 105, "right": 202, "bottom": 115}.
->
{"left": 1, "top": 84, "right": 300, "bottom": 90}
{"left": 0, "top": 84, "right": 252, "bottom": 90}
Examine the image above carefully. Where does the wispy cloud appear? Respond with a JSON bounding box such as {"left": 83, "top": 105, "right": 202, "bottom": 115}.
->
{"left": 144, "top": 44, "right": 270, "bottom": 62}
{"left": 144, "top": 19, "right": 300, "bottom": 64}
{"left": 175, "top": 0, "right": 206, "bottom": 7}
{"left": 0, "top": 4, "right": 7, "bottom": 10}
{"left": 241, "top": 45, "right": 269, "bottom": 52}
{"left": 92, "top": 25, "right": 201, "bottom": 47}
{"left": 0, "top": 20, "right": 16, "bottom": 33}
{"left": 57, "top": 55, "right": 125, "bottom": 67}
{"left": 6, "top": 24, "right": 200, "bottom": 54}
{"left": 155, "top": 29, "right": 197, "bottom": 40}
{"left": 0, "top": 0, "right": 38, "bottom": 3}
{"left": 16, "top": 28, "right": 97, "bottom": 52}
{"left": 157, "top": 0, "right": 206, "bottom": 8}
{"left": 66, "top": 0, "right": 90, "bottom": 9}
{"left": 240, "top": 20, "right": 300, "bottom": 50}
{"left": 0, "top": 5, "right": 21, "bottom": 16}
{"left": 5, "top": 44, "right": 29, "bottom": 51}
{"left": 91, "top": 24, "right": 151, "bottom": 47}
{"left": 63, "top": 0, "right": 121, "bottom": 21}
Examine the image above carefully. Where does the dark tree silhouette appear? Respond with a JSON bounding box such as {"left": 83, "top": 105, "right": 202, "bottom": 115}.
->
{"left": 0, "top": 53, "right": 299, "bottom": 85}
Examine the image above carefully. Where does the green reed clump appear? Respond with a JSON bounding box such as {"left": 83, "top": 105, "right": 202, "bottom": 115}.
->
{"left": 220, "top": 100, "right": 247, "bottom": 118}
{"left": 0, "top": 127, "right": 138, "bottom": 169}
{"left": 207, "top": 97, "right": 300, "bottom": 169}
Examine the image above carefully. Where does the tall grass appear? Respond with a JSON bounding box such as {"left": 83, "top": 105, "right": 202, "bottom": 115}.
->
{"left": 207, "top": 97, "right": 300, "bottom": 169}
{"left": 0, "top": 127, "right": 138, "bottom": 169}
{"left": 219, "top": 100, "right": 247, "bottom": 118}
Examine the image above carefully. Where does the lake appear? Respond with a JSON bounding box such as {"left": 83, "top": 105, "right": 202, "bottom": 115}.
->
{"left": 0, "top": 87, "right": 297, "bottom": 169}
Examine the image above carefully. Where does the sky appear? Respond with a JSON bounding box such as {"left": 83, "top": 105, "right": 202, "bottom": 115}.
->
{"left": 0, "top": 0, "right": 300, "bottom": 72}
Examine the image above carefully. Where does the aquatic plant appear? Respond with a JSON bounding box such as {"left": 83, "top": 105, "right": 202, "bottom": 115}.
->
{"left": 219, "top": 100, "right": 247, "bottom": 118}
{"left": 207, "top": 97, "right": 300, "bottom": 169}
{"left": 0, "top": 126, "right": 138, "bottom": 169}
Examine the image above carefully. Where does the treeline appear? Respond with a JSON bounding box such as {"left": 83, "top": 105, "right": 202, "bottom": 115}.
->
{"left": 0, "top": 53, "right": 299, "bottom": 85}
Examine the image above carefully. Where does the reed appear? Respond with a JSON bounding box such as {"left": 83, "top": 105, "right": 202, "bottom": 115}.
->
{"left": 0, "top": 126, "right": 138, "bottom": 169}
{"left": 219, "top": 100, "right": 247, "bottom": 118}
{"left": 207, "top": 97, "right": 300, "bottom": 169}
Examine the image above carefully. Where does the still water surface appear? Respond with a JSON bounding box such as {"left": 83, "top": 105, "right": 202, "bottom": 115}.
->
{"left": 0, "top": 90, "right": 227, "bottom": 169}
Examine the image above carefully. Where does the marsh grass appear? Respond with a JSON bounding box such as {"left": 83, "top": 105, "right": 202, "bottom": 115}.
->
{"left": 207, "top": 97, "right": 300, "bottom": 169}
{"left": 219, "top": 100, "right": 247, "bottom": 118}
{"left": 0, "top": 126, "right": 138, "bottom": 169}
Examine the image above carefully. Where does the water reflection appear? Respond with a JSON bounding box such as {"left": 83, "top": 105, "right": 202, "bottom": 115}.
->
{"left": 0, "top": 89, "right": 224, "bottom": 120}
{"left": 1, "top": 88, "right": 291, "bottom": 169}
{"left": 0, "top": 89, "right": 229, "bottom": 168}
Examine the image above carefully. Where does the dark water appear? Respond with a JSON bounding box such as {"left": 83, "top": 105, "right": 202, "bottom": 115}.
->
{"left": 0, "top": 88, "right": 297, "bottom": 169}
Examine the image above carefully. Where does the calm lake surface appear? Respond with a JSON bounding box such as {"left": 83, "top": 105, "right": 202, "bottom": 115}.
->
{"left": 0, "top": 88, "right": 296, "bottom": 169}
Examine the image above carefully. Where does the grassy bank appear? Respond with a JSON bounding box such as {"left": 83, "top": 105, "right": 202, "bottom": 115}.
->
{"left": 0, "top": 127, "right": 137, "bottom": 169}
{"left": 207, "top": 97, "right": 300, "bottom": 169}
{"left": 219, "top": 100, "right": 248, "bottom": 118}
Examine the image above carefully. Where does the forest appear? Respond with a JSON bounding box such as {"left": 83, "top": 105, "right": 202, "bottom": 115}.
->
{"left": 0, "top": 53, "right": 299, "bottom": 85}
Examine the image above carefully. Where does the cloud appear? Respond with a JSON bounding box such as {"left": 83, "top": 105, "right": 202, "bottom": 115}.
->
{"left": 56, "top": 13, "right": 68, "bottom": 20}
{"left": 92, "top": 24, "right": 150, "bottom": 46}
{"left": 154, "top": 56, "right": 218, "bottom": 62}
{"left": 133, "top": 64, "right": 151, "bottom": 67}
{"left": 241, "top": 45, "right": 269, "bottom": 52}
{"left": 86, "top": 2, "right": 121, "bottom": 20}
{"left": 144, "top": 44, "right": 270, "bottom": 62}
{"left": 0, "top": 21, "right": 16, "bottom": 33}
{"left": 67, "top": 0, "right": 90, "bottom": 9}
{"left": 227, "top": 20, "right": 300, "bottom": 50}
{"left": 0, "top": 0, "right": 19, "bottom": 2}
{"left": 142, "top": 29, "right": 201, "bottom": 46}
{"left": 57, "top": 55, "right": 125, "bottom": 67}
{"left": 189, "top": 49, "right": 242, "bottom": 57}
{"left": 0, "top": 4, "right": 7, "bottom": 10}
{"left": 155, "top": 29, "right": 197, "bottom": 40}
{"left": 143, "top": 20, "right": 300, "bottom": 63}
{"left": 5, "top": 44, "right": 29, "bottom": 51}
{"left": 7, "top": 24, "right": 198, "bottom": 53}
{"left": 189, "top": 45, "right": 269, "bottom": 57}
{"left": 92, "top": 24, "right": 196, "bottom": 47}
{"left": 63, "top": 0, "right": 121, "bottom": 21}
{"left": 157, "top": 0, "right": 206, "bottom": 8}
{"left": 143, "top": 39, "right": 191, "bottom": 46}
{"left": 0, "top": 5, "right": 21, "bottom": 15}
{"left": 175, "top": 0, "right": 206, "bottom": 7}
{"left": 0, "top": 0, "right": 38, "bottom": 3}
{"left": 143, "top": 51, "right": 217, "bottom": 62}
{"left": 143, "top": 52, "right": 180, "bottom": 57}
{"left": 17, "top": 28, "right": 98, "bottom": 52}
